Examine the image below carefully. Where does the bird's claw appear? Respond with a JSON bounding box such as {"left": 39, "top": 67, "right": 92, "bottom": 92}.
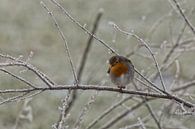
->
{"left": 117, "top": 85, "right": 125, "bottom": 89}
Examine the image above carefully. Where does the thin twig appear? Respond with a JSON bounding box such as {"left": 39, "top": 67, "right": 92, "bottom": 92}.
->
{"left": 150, "top": 52, "right": 182, "bottom": 81}
{"left": 135, "top": 78, "right": 161, "bottom": 93}
{"left": 77, "top": 9, "right": 103, "bottom": 82}
{"left": 111, "top": 23, "right": 167, "bottom": 91}
{"left": 150, "top": 19, "right": 188, "bottom": 82}
{"left": 169, "top": 60, "right": 181, "bottom": 90}
{"left": 0, "top": 90, "right": 44, "bottom": 106}
{"left": 74, "top": 92, "right": 98, "bottom": 129}
{"left": 147, "top": 38, "right": 195, "bottom": 50}
{"left": 163, "top": 22, "right": 187, "bottom": 64}
{"left": 0, "top": 53, "right": 55, "bottom": 87}
{"left": 0, "top": 92, "right": 30, "bottom": 105}
{"left": 134, "top": 68, "right": 166, "bottom": 94}
{"left": 0, "top": 53, "right": 55, "bottom": 85}
{"left": 65, "top": 9, "right": 104, "bottom": 118}
{"left": 40, "top": 1, "right": 78, "bottom": 85}
{"left": 0, "top": 61, "right": 54, "bottom": 88}
{"left": 120, "top": 115, "right": 151, "bottom": 129}
{"left": 137, "top": 117, "right": 147, "bottom": 129}
{"left": 174, "top": 60, "right": 180, "bottom": 80}
{"left": 172, "top": 80, "right": 195, "bottom": 92}
{"left": 0, "top": 68, "right": 37, "bottom": 89}
{"left": 147, "top": 10, "right": 173, "bottom": 40}
{"left": 133, "top": 82, "right": 162, "bottom": 129}
{"left": 99, "top": 100, "right": 148, "bottom": 129}
{"left": 55, "top": 90, "right": 71, "bottom": 129}
{"left": 171, "top": 0, "right": 195, "bottom": 35}
{"left": 126, "top": 44, "right": 141, "bottom": 58}
{"left": 49, "top": 0, "right": 119, "bottom": 55}
{"left": 86, "top": 95, "right": 133, "bottom": 129}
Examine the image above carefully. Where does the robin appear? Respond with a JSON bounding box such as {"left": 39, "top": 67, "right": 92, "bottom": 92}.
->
{"left": 107, "top": 55, "right": 134, "bottom": 89}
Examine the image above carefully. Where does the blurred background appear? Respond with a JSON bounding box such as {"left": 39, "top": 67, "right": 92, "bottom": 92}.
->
{"left": 0, "top": 0, "right": 195, "bottom": 128}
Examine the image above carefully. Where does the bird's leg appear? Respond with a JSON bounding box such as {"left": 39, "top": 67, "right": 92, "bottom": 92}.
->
{"left": 117, "top": 85, "right": 126, "bottom": 89}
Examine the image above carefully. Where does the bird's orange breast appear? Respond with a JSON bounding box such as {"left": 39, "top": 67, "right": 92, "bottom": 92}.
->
{"left": 110, "top": 62, "right": 128, "bottom": 77}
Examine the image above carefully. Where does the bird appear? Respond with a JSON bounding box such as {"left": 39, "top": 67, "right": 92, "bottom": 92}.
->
{"left": 107, "top": 55, "right": 134, "bottom": 89}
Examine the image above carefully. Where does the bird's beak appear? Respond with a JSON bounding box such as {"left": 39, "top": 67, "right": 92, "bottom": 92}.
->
{"left": 107, "top": 68, "right": 110, "bottom": 73}
{"left": 107, "top": 64, "right": 111, "bottom": 73}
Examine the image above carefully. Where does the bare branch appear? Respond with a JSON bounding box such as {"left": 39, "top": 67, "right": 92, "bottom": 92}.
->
{"left": 74, "top": 92, "right": 98, "bottom": 129}
{"left": 170, "top": 0, "right": 195, "bottom": 35}
{"left": 0, "top": 90, "right": 43, "bottom": 106}
{"left": 0, "top": 53, "right": 194, "bottom": 108}
{"left": 0, "top": 92, "right": 30, "bottom": 105}
{"left": 54, "top": 91, "right": 71, "bottom": 129}
{"left": 99, "top": 100, "right": 148, "bottom": 129}
{"left": 49, "top": 0, "right": 119, "bottom": 55}
{"left": 86, "top": 95, "right": 133, "bottom": 129}
{"left": 133, "top": 82, "right": 162, "bottom": 129}
{"left": 77, "top": 9, "right": 103, "bottom": 82}
{"left": 172, "top": 80, "right": 195, "bottom": 92}
{"left": 0, "top": 84, "right": 193, "bottom": 108}
{"left": 40, "top": 1, "right": 78, "bottom": 85}
{"left": 0, "top": 68, "right": 37, "bottom": 89}
{"left": 163, "top": 21, "right": 187, "bottom": 64}
{"left": 65, "top": 9, "right": 104, "bottom": 123}
{"left": 147, "top": 9, "right": 173, "bottom": 39}
{"left": 111, "top": 23, "right": 167, "bottom": 91}
{"left": 0, "top": 53, "right": 55, "bottom": 88}
{"left": 0, "top": 61, "right": 54, "bottom": 88}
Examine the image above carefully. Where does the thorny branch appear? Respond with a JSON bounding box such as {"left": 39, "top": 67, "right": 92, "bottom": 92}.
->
{"left": 133, "top": 82, "right": 162, "bottom": 129}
